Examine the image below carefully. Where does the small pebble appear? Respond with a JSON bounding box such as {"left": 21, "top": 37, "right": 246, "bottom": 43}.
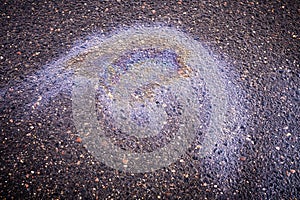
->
{"left": 75, "top": 137, "right": 82, "bottom": 143}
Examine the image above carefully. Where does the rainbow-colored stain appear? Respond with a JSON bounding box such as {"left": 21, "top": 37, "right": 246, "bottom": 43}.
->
{"left": 94, "top": 48, "right": 209, "bottom": 155}
{"left": 69, "top": 26, "right": 242, "bottom": 173}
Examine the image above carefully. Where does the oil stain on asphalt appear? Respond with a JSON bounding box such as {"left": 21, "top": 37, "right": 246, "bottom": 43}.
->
{"left": 0, "top": 1, "right": 299, "bottom": 199}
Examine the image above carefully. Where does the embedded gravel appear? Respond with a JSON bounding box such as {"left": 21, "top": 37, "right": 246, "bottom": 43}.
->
{"left": 1, "top": 0, "right": 299, "bottom": 199}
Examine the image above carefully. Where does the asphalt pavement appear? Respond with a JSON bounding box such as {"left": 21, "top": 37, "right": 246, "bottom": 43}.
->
{"left": 0, "top": 0, "right": 299, "bottom": 199}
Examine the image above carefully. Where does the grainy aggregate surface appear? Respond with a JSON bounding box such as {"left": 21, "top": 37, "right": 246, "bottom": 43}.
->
{"left": 0, "top": 0, "right": 299, "bottom": 199}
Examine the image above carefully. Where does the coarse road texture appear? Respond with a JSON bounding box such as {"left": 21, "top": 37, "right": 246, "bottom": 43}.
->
{"left": 0, "top": 0, "right": 299, "bottom": 199}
